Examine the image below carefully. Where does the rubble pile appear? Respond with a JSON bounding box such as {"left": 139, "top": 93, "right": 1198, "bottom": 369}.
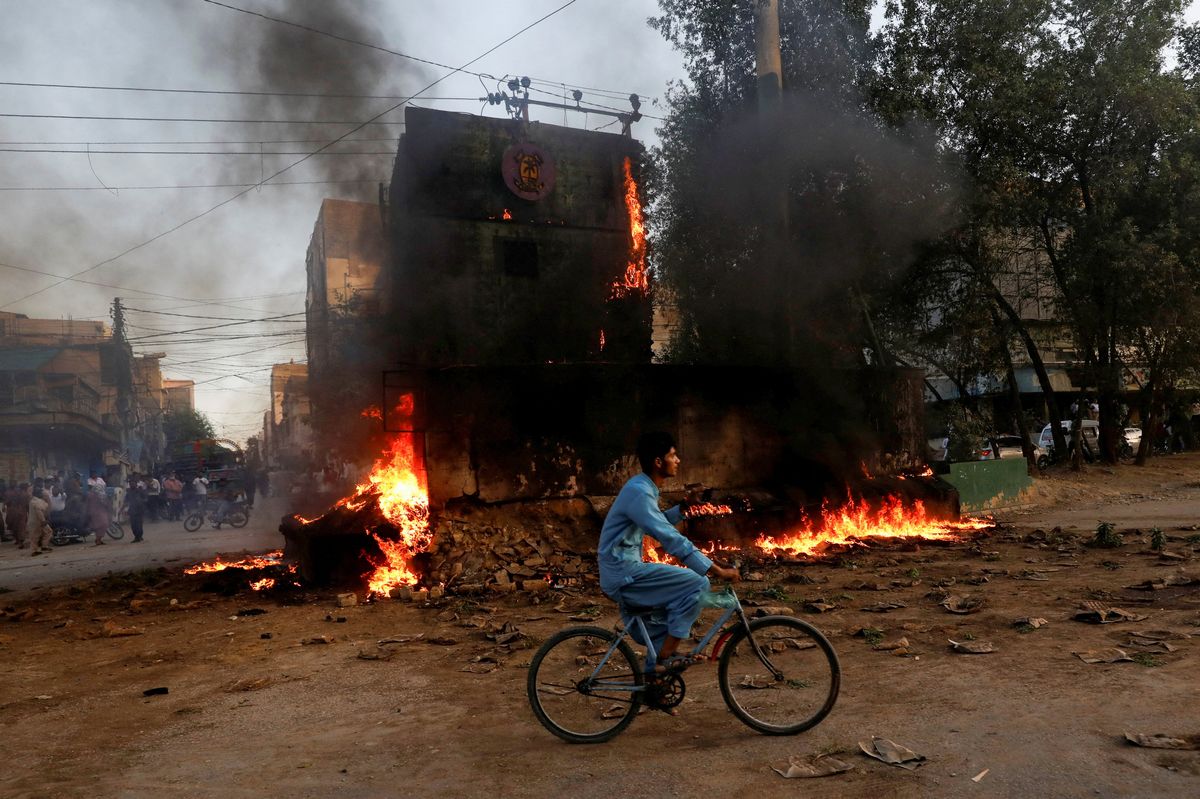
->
{"left": 424, "top": 513, "right": 600, "bottom": 595}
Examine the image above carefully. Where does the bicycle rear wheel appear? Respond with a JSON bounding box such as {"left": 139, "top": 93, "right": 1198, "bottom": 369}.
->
{"left": 183, "top": 513, "right": 203, "bottom": 532}
{"left": 107, "top": 521, "right": 125, "bottom": 540}
{"left": 718, "top": 615, "right": 839, "bottom": 735}
{"left": 228, "top": 510, "right": 249, "bottom": 528}
{"left": 527, "top": 626, "right": 644, "bottom": 744}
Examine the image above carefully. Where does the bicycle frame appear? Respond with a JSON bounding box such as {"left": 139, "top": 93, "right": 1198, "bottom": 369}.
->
{"left": 585, "top": 588, "right": 784, "bottom": 697}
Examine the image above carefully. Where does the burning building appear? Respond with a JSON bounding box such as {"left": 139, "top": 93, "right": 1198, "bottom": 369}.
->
{"left": 275, "top": 106, "right": 963, "bottom": 597}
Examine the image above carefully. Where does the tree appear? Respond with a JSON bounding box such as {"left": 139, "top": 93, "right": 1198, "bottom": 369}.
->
{"left": 163, "top": 408, "right": 216, "bottom": 456}
{"left": 649, "top": 0, "right": 956, "bottom": 367}
{"left": 870, "top": 0, "right": 1200, "bottom": 464}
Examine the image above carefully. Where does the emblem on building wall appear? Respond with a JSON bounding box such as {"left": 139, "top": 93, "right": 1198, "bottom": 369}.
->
{"left": 502, "top": 142, "right": 556, "bottom": 201}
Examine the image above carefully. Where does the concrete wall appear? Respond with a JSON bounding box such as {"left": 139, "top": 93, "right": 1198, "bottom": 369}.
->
{"left": 409, "top": 363, "right": 918, "bottom": 507}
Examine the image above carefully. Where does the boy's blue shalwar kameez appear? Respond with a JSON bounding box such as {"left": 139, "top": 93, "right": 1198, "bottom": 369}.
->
{"left": 598, "top": 473, "right": 712, "bottom": 650}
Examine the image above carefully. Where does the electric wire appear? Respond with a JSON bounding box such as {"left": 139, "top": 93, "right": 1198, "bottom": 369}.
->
{"left": 1, "top": 0, "right": 583, "bottom": 312}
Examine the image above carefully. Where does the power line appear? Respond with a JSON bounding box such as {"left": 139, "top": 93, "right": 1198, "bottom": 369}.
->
{"left": 0, "top": 137, "right": 400, "bottom": 145}
{"left": 126, "top": 306, "right": 305, "bottom": 322}
{"left": 197, "top": 0, "right": 649, "bottom": 102}
{"left": 0, "top": 147, "right": 396, "bottom": 155}
{"left": 0, "top": 147, "right": 395, "bottom": 155}
{"left": 0, "top": 0, "right": 584, "bottom": 313}
{"left": 0, "top": 112, "right": 412, "bottom": 124}
{"left": 0, "top": 179, "right": 377, "bottom": 192}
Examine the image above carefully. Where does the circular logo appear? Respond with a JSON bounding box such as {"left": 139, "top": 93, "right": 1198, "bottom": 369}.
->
{"left": 502, "top": 142, "right": 555, "bottom": 201}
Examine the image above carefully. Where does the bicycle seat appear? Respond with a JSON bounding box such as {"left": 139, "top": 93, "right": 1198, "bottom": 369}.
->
{"left": 619, "top": 602, "right": 664, "bottom": 617}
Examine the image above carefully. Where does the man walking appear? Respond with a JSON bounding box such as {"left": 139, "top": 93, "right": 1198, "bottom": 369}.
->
{"left": 27, "top": 488, "right": 53, "bottom": 556}
{"left": 124, "top": 477, "right": 148, "bottom": 543}
{"left": 7, "top": 482, "right": 31, "bottom": 549}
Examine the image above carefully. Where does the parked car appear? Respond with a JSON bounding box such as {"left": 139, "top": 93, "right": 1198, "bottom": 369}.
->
{"left": 1123, "top": 426, "right": 1142, "bottom": 456}
{"left": 1037, "top": 420, "right": 1100, "bottom": 462}
{"left": 991, "top": 434, "right": 1051, "bottom": 470}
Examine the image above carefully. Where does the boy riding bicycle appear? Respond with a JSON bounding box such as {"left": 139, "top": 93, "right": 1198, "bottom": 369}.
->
{"left": 598, "top": 432, "right": 739, "bottom": 671}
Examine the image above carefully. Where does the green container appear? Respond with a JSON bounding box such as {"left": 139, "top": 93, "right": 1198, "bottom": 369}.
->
{"left": 943, "top": 459, "right": 1033, "bottom": 513}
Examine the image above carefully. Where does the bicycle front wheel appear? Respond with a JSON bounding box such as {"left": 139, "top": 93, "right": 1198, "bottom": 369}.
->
{"left": 527, "top": 626, "right": 644, "bottom": 744}
{"left": 183, "top": 513, "right": 203, "bottom": 532}
{"left": 107, "top": 521, "right": 125, "bottom": 540}
{"left": 718, "top": 615, "right": 840, "bottom": 735}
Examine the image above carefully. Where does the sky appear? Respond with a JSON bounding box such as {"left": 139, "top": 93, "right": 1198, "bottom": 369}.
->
{"left": 1, "top": 0, "right": 1197, "bottom": 442}
{"left": 0, "top": 0, "right": 685, "bottom": 442}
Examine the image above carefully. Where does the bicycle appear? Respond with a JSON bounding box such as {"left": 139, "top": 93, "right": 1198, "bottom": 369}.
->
{"left": 182, "top": 501, "right": 249, "bottom": 532}
{"left": 526, "top": 586, "right": 839, "bottom": 744}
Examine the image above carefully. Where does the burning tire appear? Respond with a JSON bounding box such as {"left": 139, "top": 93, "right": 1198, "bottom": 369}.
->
{"left": 717, "top": 616, "right": 840, "bottom": 735}
{"left": 527, "top": 626, "right": 644, "bottom": 744}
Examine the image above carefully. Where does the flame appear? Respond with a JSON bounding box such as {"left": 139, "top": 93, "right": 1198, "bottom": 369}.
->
{"left": 185, "top": 550, "right": 289, "bottom": 574}
{"left": 502, "top": 208, "right": 513, "bottom": 220}
{"left": 599, "top": 329, "right": 606, "bottom": 352}
{"left": 361, "top": 405, "right": 382, "bottom": 420}
{"left": 249, "top": 577, "right": 276, "bottom": 591}
{"left": 756, "top": 494, "right": 992, "bottom": 558}
{"left": 610, "top": 156, "right": 648, "bottom": 299}
{"left": 682, "top": 502, "right": 732, "bottom": 519}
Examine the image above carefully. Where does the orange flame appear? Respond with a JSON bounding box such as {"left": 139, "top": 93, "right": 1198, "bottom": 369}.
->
{"left": 610, "top": 156, "right": 648, "bottom": 299}
{"left": 682, "top": 502, "right": 732, "bottom": 519}
{"left": 756, "top": 494, "right": 992, "bottom": 558}
{"left": 361, "top": 405, "right": 382, "bottom": 420}
{"left": 502, "top": 208, "right": 513, "bottom": 220}
{"left": 184, "top": 550, "right": 289, "bottom": 574}
{"left": 599, "top": 329, "right": 606, "bottom": 352}
{"left": 249, "top": 577, "right": 276, "bottom": 591}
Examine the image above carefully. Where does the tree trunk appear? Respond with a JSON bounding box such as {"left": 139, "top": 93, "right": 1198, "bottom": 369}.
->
{"left": 992, "top": 308, "right": 1036, "bottom": 474}
{"left": 1135, "top": 381, "right": 1158, "bottom": 466}
{"left": 991, "top": 288, "right": 1067, "bottom": 457}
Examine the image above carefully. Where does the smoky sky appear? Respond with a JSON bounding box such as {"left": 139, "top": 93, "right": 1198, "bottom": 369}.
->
{"left": 0, "top": 0, "right": 679, "bottom": 439}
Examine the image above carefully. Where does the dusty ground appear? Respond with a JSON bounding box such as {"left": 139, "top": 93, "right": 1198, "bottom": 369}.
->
{"left": 3, "top": 457, "right": 1200, "bottom": 799}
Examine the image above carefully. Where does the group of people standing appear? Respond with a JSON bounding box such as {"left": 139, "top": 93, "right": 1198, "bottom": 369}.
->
{"left": 1, "top": 472, "right": 118, "bottom": 555}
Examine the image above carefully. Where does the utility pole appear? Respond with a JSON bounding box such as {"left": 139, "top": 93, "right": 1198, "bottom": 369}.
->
{"left": 755, "top": 0, "right": 784, "bottom": 109}
{"left": 754, "top": 0, "right": 794, "bottom": 362}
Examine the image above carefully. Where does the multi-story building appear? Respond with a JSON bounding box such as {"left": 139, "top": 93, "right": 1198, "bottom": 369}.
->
{"left": 162, "top": 379, "right": 195, "bottom": 414}
{"left": 0, "top": 311, "right": 174, "bottom": 482}
{"left": 263, "top": 362, "right": 312, "bottom": 469}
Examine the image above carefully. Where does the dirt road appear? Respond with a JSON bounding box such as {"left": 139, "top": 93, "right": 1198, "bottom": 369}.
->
{"left": 2, "top": 459, "right": 1199, "bottom": 798}
{"left": 0, "top": 497, "right": 287, "bottom": 595}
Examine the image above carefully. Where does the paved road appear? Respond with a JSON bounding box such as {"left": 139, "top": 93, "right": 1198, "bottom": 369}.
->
{"left": 0, "top": 496, "right": 289, "bottom": 596}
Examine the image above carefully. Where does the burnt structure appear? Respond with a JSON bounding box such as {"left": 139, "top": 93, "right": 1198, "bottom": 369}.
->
{"left": 385, "top": 106, "right": 651, "bottom": 365}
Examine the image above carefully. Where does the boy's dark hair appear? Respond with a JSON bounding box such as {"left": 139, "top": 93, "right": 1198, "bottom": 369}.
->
{"left": 636, "top": 431, "right": 676, "bottom": 473}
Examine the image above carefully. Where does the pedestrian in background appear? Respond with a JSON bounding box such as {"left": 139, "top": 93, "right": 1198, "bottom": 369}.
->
{"left": 146, "top": 474, "right": 162, "bottom": 521}
{"left": 125, "top": 477, "right": 147, "bottom": 543}
{"left": 164, "top": 473, "right": 183, "bottom": 520}
{"left": 0, "top": 478, "right": 9, "bottom": 543}
{"left": 7, "top": 482, "right": 30, "bottom": 549}
{"left": 86, "top": 486, "right": 110, "bottom": 546}
{"left": 27, "top": 488, "right": 52, "bottom": 556}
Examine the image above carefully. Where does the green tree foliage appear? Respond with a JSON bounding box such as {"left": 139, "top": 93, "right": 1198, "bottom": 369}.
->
{"left": 163, "top": 408, "right": 216, "bottom": 455}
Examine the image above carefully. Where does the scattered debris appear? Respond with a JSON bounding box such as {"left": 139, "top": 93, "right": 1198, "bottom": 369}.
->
{"left": 771, "top": 754, "right": 854, "bottom": 779}
{"left": 101, "top": 621, "right": 144, "bottom": 638}
{"left": 301, "top": 635, "right": 333, "bottom": 645}
{"left": 1073, "top": 648, "right": 1133, "bottom": 664}
{"left": 739, "top": 675, "right": 776, "bottom": 689}
{"left": 1073, "top": 603, "right": 1147, "bottom": 624}
{"left": 142, "top": 687, "right": 169, "bottom": 697}
{"left": 1123, "top": 639, "right": 1176, "bottom": 653}
{"left": 755, "top": 605, "right": 797, "bottom": 617}
{"left": 426, "top": 636, "right": 458, "bottom": 646}
{"left": 972, "top": 768, "right": 990, "bottom": 783}
{"left": 941, "top": 595, "right": 985, "bottom": 614}
{"left": 601, "top": 704, "right": 626, "bottom": 719}
{"left": 803, "top": 601, "right": 836, "bottom": 614}
{"left": 1013, "top": 617, "right": 1049, "bottom": 630}
{"left": 1124, "top": 732, "right": 1200, "bottom": 750}
{"left": 1014, "top": 569, "right": 1050, "bottom": 581}
{"left": 949, "top": 639, "right": 996, "bottom": 654}
{"left": 872, "top": 636, "right": 909, "bottom": 654}
{"left": 461, "top": 655, "right": 500, "bottom": 674}
{"left": 235, "top": 608, "right": 267, "bottom": 617}
{"left": 225, "top": 677, "right": 275, "bottom": 692}
{"left": 1125, "top": 574, "right": 1199, "bottom": 591}
{"left": 1127, "top": 629, "right": 1192, "bottom": 641}
{"left": 378, "top": 634, "right": 424, "bottom": 645}
{"left": 485, "top": 621, "right": 525, "bottom": 646}
{"left": 859, "top": 737, "right": 926, "bottom": 770}
{"left": 861, "top": 601, "right": 906, "bottom": 613}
